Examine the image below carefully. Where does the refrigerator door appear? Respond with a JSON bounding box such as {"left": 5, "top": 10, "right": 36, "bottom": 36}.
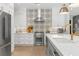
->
{"left": 4, "top": 13, "right": 11, "bottom": 43}
{"left": 0, "top": 12, "right": 11, "bottom": 56}
{"left": 0, "top": 43, "right": 11, "bottom": 56}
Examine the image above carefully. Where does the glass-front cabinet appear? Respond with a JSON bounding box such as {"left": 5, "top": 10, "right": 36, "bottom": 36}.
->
{"left": 70, "top": 7, "right": 79, "bottom": 36}
{"left": 26, "top": 8, "right": 52, "bottom": 45}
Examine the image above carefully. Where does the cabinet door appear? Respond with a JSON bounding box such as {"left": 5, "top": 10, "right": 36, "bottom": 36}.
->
{"left": 73, "top": 15, "right": 79, "bottom": 35}
{"left": 15, "top": 34, "right": 34, "bottom": 44}
{"left": 46, "top": 37, "right": 60, "bottom": 56}
{"left": 47, "top": 39, "right": 54, "bottom": 56}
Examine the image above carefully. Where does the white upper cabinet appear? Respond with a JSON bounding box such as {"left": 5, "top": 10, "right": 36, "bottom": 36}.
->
{"left": 70, "top": 7, "right": 79, "bottom": 16}
{"left": 0, "top": 3, "right": 14, "bottom": 15}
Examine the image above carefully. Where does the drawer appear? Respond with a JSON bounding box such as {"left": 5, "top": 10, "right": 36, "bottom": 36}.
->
{"left": 15, "top": 37, "right": 33, "bottom": 44}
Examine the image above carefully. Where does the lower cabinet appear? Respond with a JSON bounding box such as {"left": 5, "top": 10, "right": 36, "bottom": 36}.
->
{"left": 46, "top": 37, "right": 60, "bottom": 56}
{"left": 15, "top": 33, "right": 34, "bottom": 45}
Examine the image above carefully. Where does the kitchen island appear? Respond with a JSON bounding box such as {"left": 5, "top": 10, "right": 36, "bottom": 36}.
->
{"left": 46, "top": 34, "right": 79, "bottom": 56}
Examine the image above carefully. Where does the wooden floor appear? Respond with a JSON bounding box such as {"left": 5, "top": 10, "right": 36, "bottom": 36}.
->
{"left": 12, "top": 45, "right": 46, "bottom": 56}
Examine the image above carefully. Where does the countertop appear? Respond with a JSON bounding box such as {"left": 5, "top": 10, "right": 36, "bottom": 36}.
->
{"left": 46, "top": 33, "right": 79, "bottom": 56}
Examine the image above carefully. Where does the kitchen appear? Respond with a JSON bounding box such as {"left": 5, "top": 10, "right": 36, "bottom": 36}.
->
{"left": 11, "top": 3, "right": 79, "bottom": 56}
{"left": 0, "top": 3, "right": 79, "bottom": 56}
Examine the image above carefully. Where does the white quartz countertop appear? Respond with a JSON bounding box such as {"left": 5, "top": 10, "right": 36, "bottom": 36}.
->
{"left": 46, "top": 34, "right": 79, "bottom": 56}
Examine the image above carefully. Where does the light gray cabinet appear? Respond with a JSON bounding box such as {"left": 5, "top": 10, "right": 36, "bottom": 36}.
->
{"left": 15, "top": 33, "right": 34, "bottom": 45}
{"left": 46, "top": 37, "right": 60, "bottom": 56}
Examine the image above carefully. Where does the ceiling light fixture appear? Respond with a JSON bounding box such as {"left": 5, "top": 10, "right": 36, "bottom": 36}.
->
{"left": 59, "top": 4, "right": 69, "bottom": 14}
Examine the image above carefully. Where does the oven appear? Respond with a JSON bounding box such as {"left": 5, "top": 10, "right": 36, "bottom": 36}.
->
{"left": 34, "top": 32, "right": 44, "bottom": 45}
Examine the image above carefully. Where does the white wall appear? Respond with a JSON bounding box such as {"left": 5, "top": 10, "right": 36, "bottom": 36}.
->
{"left": 52, "top": 4, "right": 79, "bottom": 28}
{"left": 14, "top": 3, "right": 71, "bottom": 45}
{"left": 11, "top": 4, "right": 14, "bottom": 53}
{"left": 52, "top": 4, "right": 69, "bottom": 27}
{"left": 14, "top": 3, "right": 70, "bottom": 42}
{"left": 70, "top": 7, "right": 79, "bottom": 16}
{"left": 14, "top": 3, "right": 70, "bottom": 28}
{"left": 14, "top": 7, "right": 27, "bottom": 28}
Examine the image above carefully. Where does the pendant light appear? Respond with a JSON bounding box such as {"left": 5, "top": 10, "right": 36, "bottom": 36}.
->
{"left": 59, "top": 4, "right": 69, "bottom": 14}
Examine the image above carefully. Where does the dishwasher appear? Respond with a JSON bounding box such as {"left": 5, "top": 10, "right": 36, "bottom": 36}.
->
{"left": 0, "top": 11, "right": 11, "bottom": 56}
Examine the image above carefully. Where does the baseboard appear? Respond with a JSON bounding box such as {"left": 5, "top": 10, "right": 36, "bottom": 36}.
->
{"left": 15, "top": 44, "right": 34, "bottom": 47}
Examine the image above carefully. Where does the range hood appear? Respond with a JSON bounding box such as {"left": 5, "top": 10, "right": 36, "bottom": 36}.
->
{"left": 34, "top": 9, "right": 44, "bottom": 22}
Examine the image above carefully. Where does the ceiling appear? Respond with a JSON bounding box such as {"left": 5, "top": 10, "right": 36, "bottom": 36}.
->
{"left": 14, "top": 3, "right": 67, "bottom": 12}
{"left": 14, "top": 3, "right": 79, "bottom": 15}
{"left": 14, "top": 3, "right": 63, "bottom": 9}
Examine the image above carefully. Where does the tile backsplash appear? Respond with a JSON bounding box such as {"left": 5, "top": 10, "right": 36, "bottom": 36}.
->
{"left": 15, "top": 27, "right": 26, "bottom": 33}
{"left": 50, "top": 26, "right": 70, "bottom": 34}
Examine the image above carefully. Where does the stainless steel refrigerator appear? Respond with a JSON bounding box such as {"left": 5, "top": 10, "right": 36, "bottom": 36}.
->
{"left": 0, "top": 12, "right": 11, "bottom": 56}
